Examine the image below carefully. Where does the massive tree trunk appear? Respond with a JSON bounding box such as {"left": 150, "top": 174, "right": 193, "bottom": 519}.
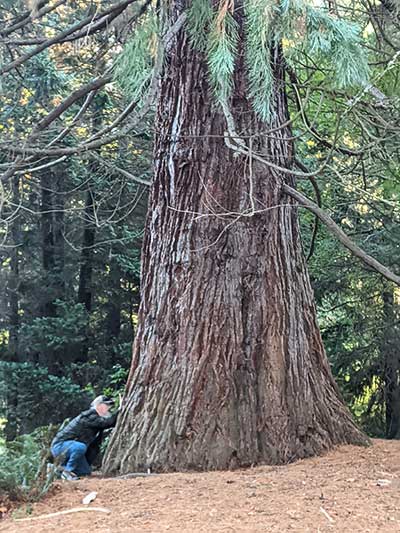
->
{"left": 104, "top": 6, "right": 367, "bottom": 473}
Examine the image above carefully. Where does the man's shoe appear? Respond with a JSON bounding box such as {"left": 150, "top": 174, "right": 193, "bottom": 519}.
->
{"left": 46, "top": 463, "right": 63, "bottom": 480}
{"left": 61, "top": 470, "right": 79, "bottom": 481}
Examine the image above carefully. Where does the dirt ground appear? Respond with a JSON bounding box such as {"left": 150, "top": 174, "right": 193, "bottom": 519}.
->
{"left": 2, "top": 439, "right": 400, "bottom": 532}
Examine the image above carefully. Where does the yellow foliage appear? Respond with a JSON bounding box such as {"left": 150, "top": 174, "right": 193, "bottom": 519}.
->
{"left": 341, "top": 217, "right": 354, "bottom": 228}
{"left": 282, "top": 38, "right": 293, "bottom": 49}
{"left": 75, "top": 126, "right": 88, "bottom": 137}
{"left": 51, "top": 96, "right": 62, "bottom": 107}
{"left": 342, "top": 133, "right": 358, "bottom": 149}
{"left": 44, "top": 27, "right": 56, "bottom": 38}
{"left": 354, "top": 201, "right": 369, "bottom": 215}
{"left": 19, "top": 88, "right": 34, "bottom": 106}
{"left": 363, "top": 23, "right": 374, "bottom": 38}
{"left": 394, "top": 287, "right": 400, "bottom": 305}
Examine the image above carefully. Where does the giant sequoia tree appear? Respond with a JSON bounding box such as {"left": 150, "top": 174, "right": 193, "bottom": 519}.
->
{"left": 101, "top": 0, "right": 400, "bottom": 473}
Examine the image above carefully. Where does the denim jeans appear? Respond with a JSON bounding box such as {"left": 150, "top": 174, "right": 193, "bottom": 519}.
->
{"left": 51, "top": 440, "right": 91, "bottom": 476}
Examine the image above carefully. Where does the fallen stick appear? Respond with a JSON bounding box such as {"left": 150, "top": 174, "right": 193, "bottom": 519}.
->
{"left": 102, "top": 472, "right": 158, "bottom": 480}
{"left": 15, "top": 507, "right": 111, "bottom": 522}
{"left": 319, "top": 506, "right": 334, "bottom": 523}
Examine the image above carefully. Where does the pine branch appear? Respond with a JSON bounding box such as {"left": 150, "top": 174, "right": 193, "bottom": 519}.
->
{"left": 186, "top": 0, "right": 213, "bottom": 51}
{"left": 244, "top": 0, "right": 275, "bottom": 121}
{"left": 0, "top": 11, "right": 187, "bottom": 184}
{"left": 280, "top": 0, "right": 370, "bottom": 89}
{"left": 113, "top": 7, "right": 158, "bottom": 102}
{"left": 207, "top": 3, "right": 238, "bottom": 104}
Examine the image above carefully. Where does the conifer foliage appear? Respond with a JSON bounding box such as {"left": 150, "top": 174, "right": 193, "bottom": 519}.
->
{"left": 116, "top": 0, "right": 370, "bottom": 121}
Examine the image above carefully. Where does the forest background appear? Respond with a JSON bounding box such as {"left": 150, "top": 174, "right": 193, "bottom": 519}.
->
{"left": 0, "top": 0, "right": 399, "bottom": 500}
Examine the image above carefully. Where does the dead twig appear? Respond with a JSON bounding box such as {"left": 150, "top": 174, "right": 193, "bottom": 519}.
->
{"left": 14, "top": 506, "right": 111, "bottom": 522}
{"left": 319, "top": 506, "right": 334, "bottom": 523}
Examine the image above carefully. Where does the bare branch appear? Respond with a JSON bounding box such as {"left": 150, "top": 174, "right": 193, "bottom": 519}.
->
{"left": 90, "top": 153, "right": 151, "bottom": 187}
{"left": 287, "top": 66, "right": 362, "bottom": 157}
{"left": 284, "top": 184, "right": 400, "bottom": 286}
{"left": 16, "top": 156, "right": 68, "bottom": 175}
{"left": 33, "top": 74, "right": 112, "bottom": 133}
{"left": 0, "top": 0, "right": 66, "bottom": 38}
{"left": 0, "top": 0, "right": 139, "bottom": 76}
{"left": 295, "top": 159, "right": 321, "bottom": 261}
{"left": 0, "top": 11, "right": 187, "bottom": 184}
{"left": 222, "top": 102, "right": 400, "bottom": 286}
{"left": 47, "top": 90, "right": 98, "bottom": 147}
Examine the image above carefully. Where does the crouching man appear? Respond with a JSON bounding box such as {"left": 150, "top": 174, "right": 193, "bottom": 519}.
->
{"left": 51, "top": 395, "right": 118, "bottom": 481}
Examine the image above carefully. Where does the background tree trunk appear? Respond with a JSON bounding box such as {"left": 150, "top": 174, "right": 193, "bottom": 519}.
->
{"left": 78, "top": 189, "right": 96, "bottom": 313}
{"left": 41, "top": 173, "right": 57, "bottom": 319}
{"left": 77, "top": 188, "right": 96, "bottom": 363}
{"left": 103, "top": 8, "right": 368, "bottom": 474}
{"left": 38, "top": 168, "right": 65, "bottom": 370}
{"left": 107, "top": 258, "right": 122, "bottom": 339}
{"left": 382, "top": 290, "right": 400, "bottom": 438}
{"left": 8, "top": 176, "right": 21, "bottom": 360}
{"left": 40, "top": 169, "right": 65, "bottom": 315}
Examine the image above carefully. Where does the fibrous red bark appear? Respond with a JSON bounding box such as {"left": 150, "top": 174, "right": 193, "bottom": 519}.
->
{"left": 103, "top": 5, "right": 368, "bottom": 474}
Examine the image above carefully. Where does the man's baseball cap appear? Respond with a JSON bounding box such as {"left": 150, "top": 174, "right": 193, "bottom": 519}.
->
{"left": 92, "top": 394, "right": 115, "bottom": 407}
{"left": 100, "top": 395, "right": 115, "bottom": 406}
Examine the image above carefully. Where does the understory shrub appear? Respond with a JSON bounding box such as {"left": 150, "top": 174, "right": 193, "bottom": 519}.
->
{"left": 0, "top": 361, "right": 90, "bottom": 440}
{"left": 0, "top": 426, "right": 57, "bottom": 502}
